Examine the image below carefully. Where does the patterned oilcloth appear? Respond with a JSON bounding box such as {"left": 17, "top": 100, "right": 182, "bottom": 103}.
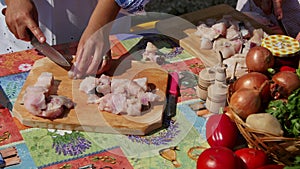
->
{"left": 0, "top": 33, "right": 208, "bottom": 168}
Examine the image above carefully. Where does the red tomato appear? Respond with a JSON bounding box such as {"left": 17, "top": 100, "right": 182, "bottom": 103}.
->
{"left": 256, "top": 164, "right": 284, "bottom": 169}
{"left": 235, "top": 148, "right": 267, "bottom": 169}
{"left": 279, "top": 66, "right": 296, "bottom": 72}
{"left": 206, "top": 114, "right": 238, "bottom": 149}
{"left": 197, "top": 146, "right": 242, "bottom": 169}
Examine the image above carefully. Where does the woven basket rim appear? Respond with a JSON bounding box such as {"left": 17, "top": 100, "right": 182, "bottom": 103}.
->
{"left": 228, "top": 104, "right": 300, "bottom": 165}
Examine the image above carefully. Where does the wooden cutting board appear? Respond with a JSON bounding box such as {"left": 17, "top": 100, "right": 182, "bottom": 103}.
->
{"left": 156, "top": 4, "right": 276, "bottom": 67}
{"left": 13, "top": 57, "right": 168, "bottom": 135}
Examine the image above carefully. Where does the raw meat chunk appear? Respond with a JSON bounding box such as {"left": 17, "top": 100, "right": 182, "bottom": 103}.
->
{"left": 23, "top": 92, "right": 46, "bottom": 116}
{"left": 81, "top": 75, "right": 160, "bottom": 116}
{"left": 23, "top": 72, "right": 74, "bottom": 118}
{"left": 79, "top": 76, "right": 99, "bottom": 94}
{"left": 41, "top": 95, "right": 74, "bottom": 119}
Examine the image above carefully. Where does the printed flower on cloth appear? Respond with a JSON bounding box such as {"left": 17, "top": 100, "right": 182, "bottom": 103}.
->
{"left": 0, "top": 49, "right": 43, "bottom": 77}
{"left": 47, "top": 129, "right": 91, "bottom": 156}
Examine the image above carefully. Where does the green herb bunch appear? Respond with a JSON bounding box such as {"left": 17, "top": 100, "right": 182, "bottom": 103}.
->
{"left": 266, "top": 87, "right": 300, "bottom": 137}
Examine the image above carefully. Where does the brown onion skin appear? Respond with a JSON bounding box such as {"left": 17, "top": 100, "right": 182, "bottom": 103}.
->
{"left": 271, "top": 71, "right": 300, "bottom": 99}
{"left": 232, "top": 72, "right": 271, "bottom": 103}
{"left": 230, "top": 88, "right": 262, "bottom": 120}
{"left": 246, "top": 46, "right": 275, "bottom": 73}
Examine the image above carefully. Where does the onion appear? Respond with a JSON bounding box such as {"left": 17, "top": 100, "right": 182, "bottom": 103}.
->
{"left": 230, "top": 81, "right": 268, "bottom": 120}
{"left": 232, "top": 72, "right": 271, "bottom": 103}
{"left": 271, "top": 71, "right": 300, "bottom": 99}
{"left": 246, "top": 46, "right": 274, "bottom": 73}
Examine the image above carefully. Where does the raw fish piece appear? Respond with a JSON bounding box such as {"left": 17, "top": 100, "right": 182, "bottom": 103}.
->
{"left": 41, "top": 95, "right": 74, "bottom": 119}
{"left": 133, "top": 77, "right": 148, "bottom": 91}
{"left": 138, "top": 92, "right": 160, "bottom": 106}
{"left": 226, "top": 25, "right": 240, "bottom": 40}
{"left": 145, "top": 42, "right": 157, "bottom": 53}
{"left": 34, "top": 72, "right": 54, "bottom": 89}
{"left": 82, "top": 75, "right": 160, "bottom": 116}
{"left": 98, "top": 93, "right": 127, "bottom": 114}
{"left": 23, "top": 72, "right": 74, "bottom": 118}
{"left": 126, "top": 98, "right": 142, "bottom": 116}
{"left": 200, "top": 37, "right": 213, "bottom": 50}
{"left": 223, "top": 54, "right": 248, "bottom": 78}
{"left": 218, "top": 46, "right": 236, "bottom": 59}
{"left": 126, "top": 81, "right": 145, "bottom": 96}
{"left": 111, "top": 78, "right": 145, "bottom": 97}
{"left": 211, "top": 22, "right": 227, "bottom": 37}
{"left": 195, "top": 24, "right": 220, "bottom": 41}
{"left": 231, "top": 39, "right": 244, "bottom": 53}
{"left": 79, "top": 76, "right": 99, "bottom": 94}
{"left": 111, "top": 78, "right": 130, "bottom": 94}
{"left": 142, "top": 42, "right": 158, "bottom": 61}
{"left": 23, "top": 92, "right": 46, "bottom": 116}
{"left": 94, "top": 74, "right": 111, "bottom": 95}
{"left": 96, "top": 84, "right": 111, "bottom": 95}
{"left": 24, "top": 86, "right": 49, "bottom": 96}
{"left": 213, "top": 38, "right": 236, "bottom": 58}
{"left": 112, "top": 93, "right": 127, "bottom": 114}
{"left": 248, "top": 28, "right": 266, "bottom": 46}
{"left": 98, "top": 94, "right": 114, "bottom": 112}
{"left": 98, "top": 74, "right": 111, "bottom": 85}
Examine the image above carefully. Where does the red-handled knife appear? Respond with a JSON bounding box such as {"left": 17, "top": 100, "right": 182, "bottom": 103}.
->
{"left": 165, "top": 72, "right": 179, "bottom": 118}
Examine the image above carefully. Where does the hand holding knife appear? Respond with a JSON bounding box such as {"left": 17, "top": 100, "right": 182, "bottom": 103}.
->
{"left": 2, "top": 7, "right": 70, "bottom": 67}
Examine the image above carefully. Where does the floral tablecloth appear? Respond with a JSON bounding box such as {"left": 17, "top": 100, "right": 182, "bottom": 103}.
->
{"left": 0, "top": 32, "right": 209, "bottom": 169}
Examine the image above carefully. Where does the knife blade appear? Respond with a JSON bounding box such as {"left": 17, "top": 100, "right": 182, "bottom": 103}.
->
{"left": 31, "top": 37, "right": 71, "bottom": 67}
{"left": 0, "top": 85, "right": 13, "bottom": 111}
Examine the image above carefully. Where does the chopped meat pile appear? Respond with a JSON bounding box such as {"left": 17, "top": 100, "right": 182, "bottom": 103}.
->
{"left": 79, "top": 74, "right": 160, "bottom": 116}
{"left": 23, "top": 72, "right": 74, "bottom": 119}
{"left": 194, "top": 15, "right": 269, "bottom": 78}
{"left": 195, "top": 15, "right": 268, "bottom": 58}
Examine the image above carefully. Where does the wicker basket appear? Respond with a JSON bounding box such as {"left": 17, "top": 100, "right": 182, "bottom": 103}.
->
{"left": 228, "top": 106, "right": 300, "bottom": 165}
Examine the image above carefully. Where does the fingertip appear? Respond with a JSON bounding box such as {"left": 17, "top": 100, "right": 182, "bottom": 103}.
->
{"left": 68, "top": 70, "right": 75, "bottom": 79}
{"left": 39, "top": 36, "right": 46, "bottom": 43}
{"left": 76, "top": 73, "right": 83, "bottom": 79}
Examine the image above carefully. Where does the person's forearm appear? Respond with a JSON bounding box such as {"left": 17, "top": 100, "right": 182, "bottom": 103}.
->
{"left": 5, "top": 0, "right": 31, "bottom": 6}
{"left": 87, "top": 0, "right": 121, "bottom": 33}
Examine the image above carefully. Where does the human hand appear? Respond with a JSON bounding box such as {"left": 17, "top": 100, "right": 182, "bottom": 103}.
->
{"left": 4, "top": 0, "right": 45, "bottom": 42}
{"left": 68, "top": 28, "right": 112, "bottom": 79}
{"left": 253, "top": 0, "right": 283, "bottom": 20}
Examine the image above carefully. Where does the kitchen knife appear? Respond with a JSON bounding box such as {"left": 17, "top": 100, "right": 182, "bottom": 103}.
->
{"left": 1, "top": 8, "right": 70, "bottom": 67}
{"left": 31, "top": 36, "right": 71, "bottom": 67}
{"left": 0, "top": 85, "right": 13, "bottom": 111}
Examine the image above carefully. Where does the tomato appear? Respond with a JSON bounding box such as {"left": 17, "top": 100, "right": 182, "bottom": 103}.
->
{"left": 205, "top": 114, "right": 238, "bottom": 149}
{"left": 235, "top": 148, "right": 267, "bottom": 169}
{"left": 197, "top": 146, "right": 241, "bottom": 169}
{"left": 256, "top": 164, "right": 285, "bottom": 169}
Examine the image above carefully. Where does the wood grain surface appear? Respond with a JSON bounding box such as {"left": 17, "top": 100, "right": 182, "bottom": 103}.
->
{"left": 13, "top": 58, "right": 168, "bottom": 135}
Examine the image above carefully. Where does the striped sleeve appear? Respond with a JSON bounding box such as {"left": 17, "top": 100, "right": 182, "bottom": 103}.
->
{"left": 114, "top": 0, "right": 150, "bottom": 14}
